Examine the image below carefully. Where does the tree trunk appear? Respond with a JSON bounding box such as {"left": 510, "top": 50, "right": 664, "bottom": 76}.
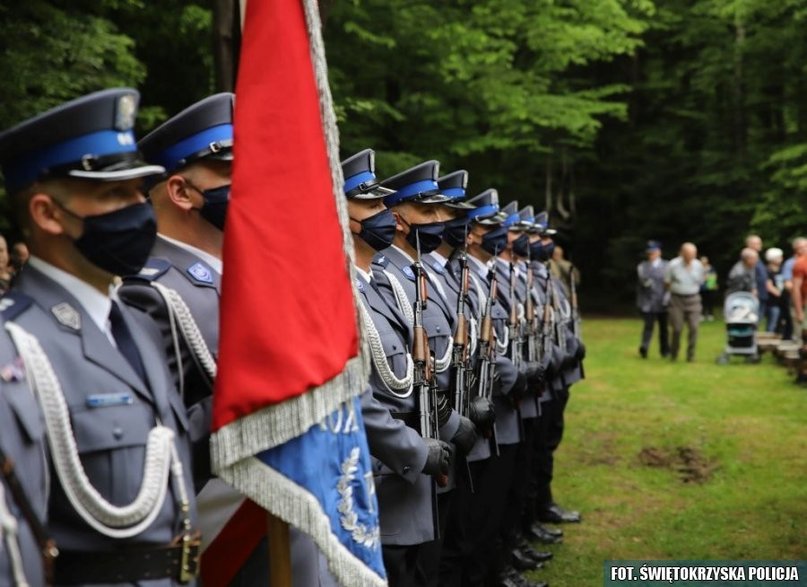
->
{"left": 212, "top": 0, "right": 241, "bottom": 92}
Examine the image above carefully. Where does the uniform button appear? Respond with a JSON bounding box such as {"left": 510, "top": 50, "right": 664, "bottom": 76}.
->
{"left": 112, "top": 427, "right": 124, "bottom": 440}
{"left": 402, "top": 466, "right": 411, "bottom": 474}
{"left": 436, "top": 327, "right": 441, "bottom": 332}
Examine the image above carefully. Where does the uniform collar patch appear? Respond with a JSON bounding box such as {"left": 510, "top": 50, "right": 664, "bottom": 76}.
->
{"left": 430, "top": 261, "right": 445, "bottom": 275}
{"left": 187, "top": 262, "right": 213, "bottom": 284}
{"left": 51, "top": 302, "right": 81, "bottom": 330}
{"left": 402, "top": 265, "right": 416, "bottom": 281}
{"left": 355, "top": 278, "right": 365, "bottom": 292}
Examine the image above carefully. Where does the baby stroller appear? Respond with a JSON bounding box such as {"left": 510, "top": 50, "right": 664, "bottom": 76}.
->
{"left": 716, "top": 291, "right": 760, "bottom": 364}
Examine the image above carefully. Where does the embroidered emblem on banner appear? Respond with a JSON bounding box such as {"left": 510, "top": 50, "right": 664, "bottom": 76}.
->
{"left": 51, "top": 302, "right": 81, "bottom": 330}
{"left": 338, "top": 447, "right": 380, "bottom": 550}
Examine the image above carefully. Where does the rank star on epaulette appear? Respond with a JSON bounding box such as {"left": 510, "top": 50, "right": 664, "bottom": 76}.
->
{"left": 51, "top": 302, "right": 81, "bottom": 330}
{"left": 0, "top": 357, "right": 25, "bottom": 383}
{"left": 187, "top": 262, "right": 213, "bottom": 284}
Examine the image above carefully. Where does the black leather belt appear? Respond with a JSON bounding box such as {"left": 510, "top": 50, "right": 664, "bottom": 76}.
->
{"left": 54, "top": 534, "right": 201, "bottom": 584}
{"left": 391, "top": 411, "right": 420, "bottom": 431}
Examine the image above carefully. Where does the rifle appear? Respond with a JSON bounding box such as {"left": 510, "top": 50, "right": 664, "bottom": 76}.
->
{"left": 539, "top": 268, "right": 555, "bottom": 364}
{"left": 525, "top": 253, "right": 539, "bottom": 362}
{"left": 451, "top": 239, "right": 472, "bottom": 419}
{"left": 508, "top": 261, "right": 523, "bottom": 369}
{"left": 475, "top": 265, "right": 500, "bottom": 455}
{"left": 569, "top": 263, "right": 581, "bottom": 338}
{"left": 412, "top": 233, "right": 448, "bottom": 488}
{"left": 548, "top": 275, "right": 567, "bottom": 356}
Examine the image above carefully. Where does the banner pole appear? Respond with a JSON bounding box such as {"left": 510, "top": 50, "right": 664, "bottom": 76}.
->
{"left": 267, "top": 512, "right": 292, "bottom": 586}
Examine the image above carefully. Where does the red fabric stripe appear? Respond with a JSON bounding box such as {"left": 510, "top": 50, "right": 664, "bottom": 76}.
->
{"left": 200, "top": 499, "right": 267, "bottom": 586}
{"left": 212, "top": 0, "right": 358, "bottom": 431}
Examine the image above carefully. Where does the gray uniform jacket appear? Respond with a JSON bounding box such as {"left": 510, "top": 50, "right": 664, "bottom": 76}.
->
{"left": 533, "top": 263, "right": 584, "bottom": 394}
{"left": 0, "top": 326, "right": 48, "bottom": 587}
{"left": 357, "top": 273, "right": 435, "bottom": 545}
{"left": 373, "top": 247, "right": 460, "bottom": 441}
{"left": 466, "top": 257, "right": 521, "bottom": 446}
{"left": 494, "top": 259, "right": 539, "bottom": 420}
{"left": 5, "top": 267, "right": 196, "bottom": 585}
{"left": 119, "top": 237, "right": 220, "bottom": 487}
{"left": 636, "top": 259, "right": 669, "bottom": 314}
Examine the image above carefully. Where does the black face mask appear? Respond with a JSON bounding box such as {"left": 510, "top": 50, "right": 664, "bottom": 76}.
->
{"left": 530, "top": 240, "right": 555, "bottom": 262}
{"left": 401, "top": 218, "right": 445, "bottom": 255}
{"left": 59, "top": 201, "right": 157, "bottom": 276}
{"left": 195, "top": 184, "right": 230, "bottom": 231}
{"left": 444, "top": 217, "right": 469, "bottom": 249}
{"left": 481, "top": 226, "right": 508, "bottom": 256}
{"left": 512, "top": 233, "right": 530, "bottom": 257}
{"left": 351, "top": 208, "right": 396, "bottom": 252}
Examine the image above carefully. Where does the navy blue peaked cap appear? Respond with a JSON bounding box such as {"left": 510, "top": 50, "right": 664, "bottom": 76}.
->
{"left": 517, "top": 205, "right": 539, "bottom": 233}
{"left": 437, "top": 170, "right": 474, "bottom": 210}
{"left": 502, "top": 201, "right": 522, "bottom": 229}
{"left": 534, "top": 211, "right": 557, "bottom": 236}
{"left": 0, "top": 88, "right": 164, "bottom": 194}
{"left": 139, "top": 93, "right": 235, "bottom": 174}
{"left": 341, "top": 148, "right": 393, "bottom": 199}
{"left": 467, "top": 189, "right": 507, "bottom": 225}
{"left": 646, "top": 240, "right": 662, "bottom": 252}
{"left": 381, "top": 160, "right": 448, "bottom": 207}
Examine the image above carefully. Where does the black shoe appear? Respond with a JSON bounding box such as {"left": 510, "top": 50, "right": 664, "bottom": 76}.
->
{"left": 526, "top": 522, "right": 563, "bottom": 544}
{"left": 511, "top": 548, "right": 541, "bottom": 571}
{"left": 639, "top": 346, "right": 647, "bottom": 358}
{"left": 517, "top": 540, "right": 554, "bottom": 563}
{"left": 538, "top": 503, "right": 581, "bottom": 524}
{"left": 504, "top": 567, "right": 548, "bottom": 587}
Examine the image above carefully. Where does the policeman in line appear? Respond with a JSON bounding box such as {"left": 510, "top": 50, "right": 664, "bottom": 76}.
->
{"left": 117, "top": 93, "right": 275, "bottom": 584}
{"left": 529, "top": 213, "right": 585, "bottom": 530}
{"left": 493, "top": 202, "right": 553, "bottom": 578}
{"left": 341, "top": 148, "right": 456, "bottom": 587}
{"left": 423, "top": 171, "right": 497, "bottom": 587}
{"left": 373, "top": 161, "right": 480, "bottom": 583}
{"left": 0, "top": 89, "right": 199, "bottom": 585}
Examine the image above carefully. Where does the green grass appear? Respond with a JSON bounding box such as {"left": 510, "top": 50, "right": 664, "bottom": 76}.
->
{"left": 528, "top": 318, "right": 807, "bottom": 587}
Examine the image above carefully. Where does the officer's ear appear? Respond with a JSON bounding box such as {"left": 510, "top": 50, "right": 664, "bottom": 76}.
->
{"left": 28, "top": 192, "right": 69, "bottom": 237}
{"left": 391, "top": 209, "right": 407, "bottom": 233}
{"left": 165, "top": 174, "right": 195, "bottom": 211}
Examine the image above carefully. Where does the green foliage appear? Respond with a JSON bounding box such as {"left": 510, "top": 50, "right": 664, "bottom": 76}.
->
{"left": 0, "top": 0, "right": 146, "bottom": 127}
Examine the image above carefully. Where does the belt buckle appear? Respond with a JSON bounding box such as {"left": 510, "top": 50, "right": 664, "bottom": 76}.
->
{"left": 179, "top": 533, "right": 201, "bottom": 583}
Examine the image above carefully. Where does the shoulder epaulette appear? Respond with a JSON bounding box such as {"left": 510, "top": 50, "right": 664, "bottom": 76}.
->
{"left": 0, "top": 291, "right": 34, "bottom": 321}
{"left": 127, "top": 258, "right": 172, "bottom": 282}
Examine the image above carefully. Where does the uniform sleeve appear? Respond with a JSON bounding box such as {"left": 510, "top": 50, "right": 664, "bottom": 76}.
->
{"left": 360, "top": 390, "right": 427, "bottom": 485}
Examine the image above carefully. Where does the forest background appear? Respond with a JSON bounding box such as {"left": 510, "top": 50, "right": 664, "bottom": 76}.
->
{"left": 2, "top": 0, "right": 807, "bottom": 311}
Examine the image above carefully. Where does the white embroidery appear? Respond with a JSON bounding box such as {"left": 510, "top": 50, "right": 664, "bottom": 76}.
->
{"left": 337, "top": 448, "right": 380, "bottom": 550}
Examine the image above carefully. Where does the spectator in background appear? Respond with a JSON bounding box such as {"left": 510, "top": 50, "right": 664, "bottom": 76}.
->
{"left": 0, "top": 235, "right": 12, "bottom": 294}
{"left": 550, "top": 244, "right": 580, "bottom": 299}
{"left": 665, "top": 242, "right": 704, "bottom": 362}
{"left": 790, "top": 241, "right": 807, "bottom": 342}
{"left": 10, "top": 242, "right": 28, "bottom": 274}
{"left": 781, "top": 237, "right": 807, "bottom": 341}
{"left": 727, "top": 248, "right": 759, "bottom": 295}
{"left": 700, "top": 256, "right": 718, "bottom": 321}
{"left": 746, "top": 234, "right": 768, "bottom": 309}
{"left": 764, "top": 248, "right": 784, "bottom": 333}
{"left": 636, "top": 240, "right": 670, "bottom": 359}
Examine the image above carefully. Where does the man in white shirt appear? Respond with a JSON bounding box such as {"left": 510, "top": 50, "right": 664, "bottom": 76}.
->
{"left": 665, "top": 242, "right": 705, "bottom": 362}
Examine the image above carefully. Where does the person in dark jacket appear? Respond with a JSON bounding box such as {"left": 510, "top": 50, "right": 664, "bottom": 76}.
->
{"left": 636, "top": 241, "right": 670, "bottom": 358}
